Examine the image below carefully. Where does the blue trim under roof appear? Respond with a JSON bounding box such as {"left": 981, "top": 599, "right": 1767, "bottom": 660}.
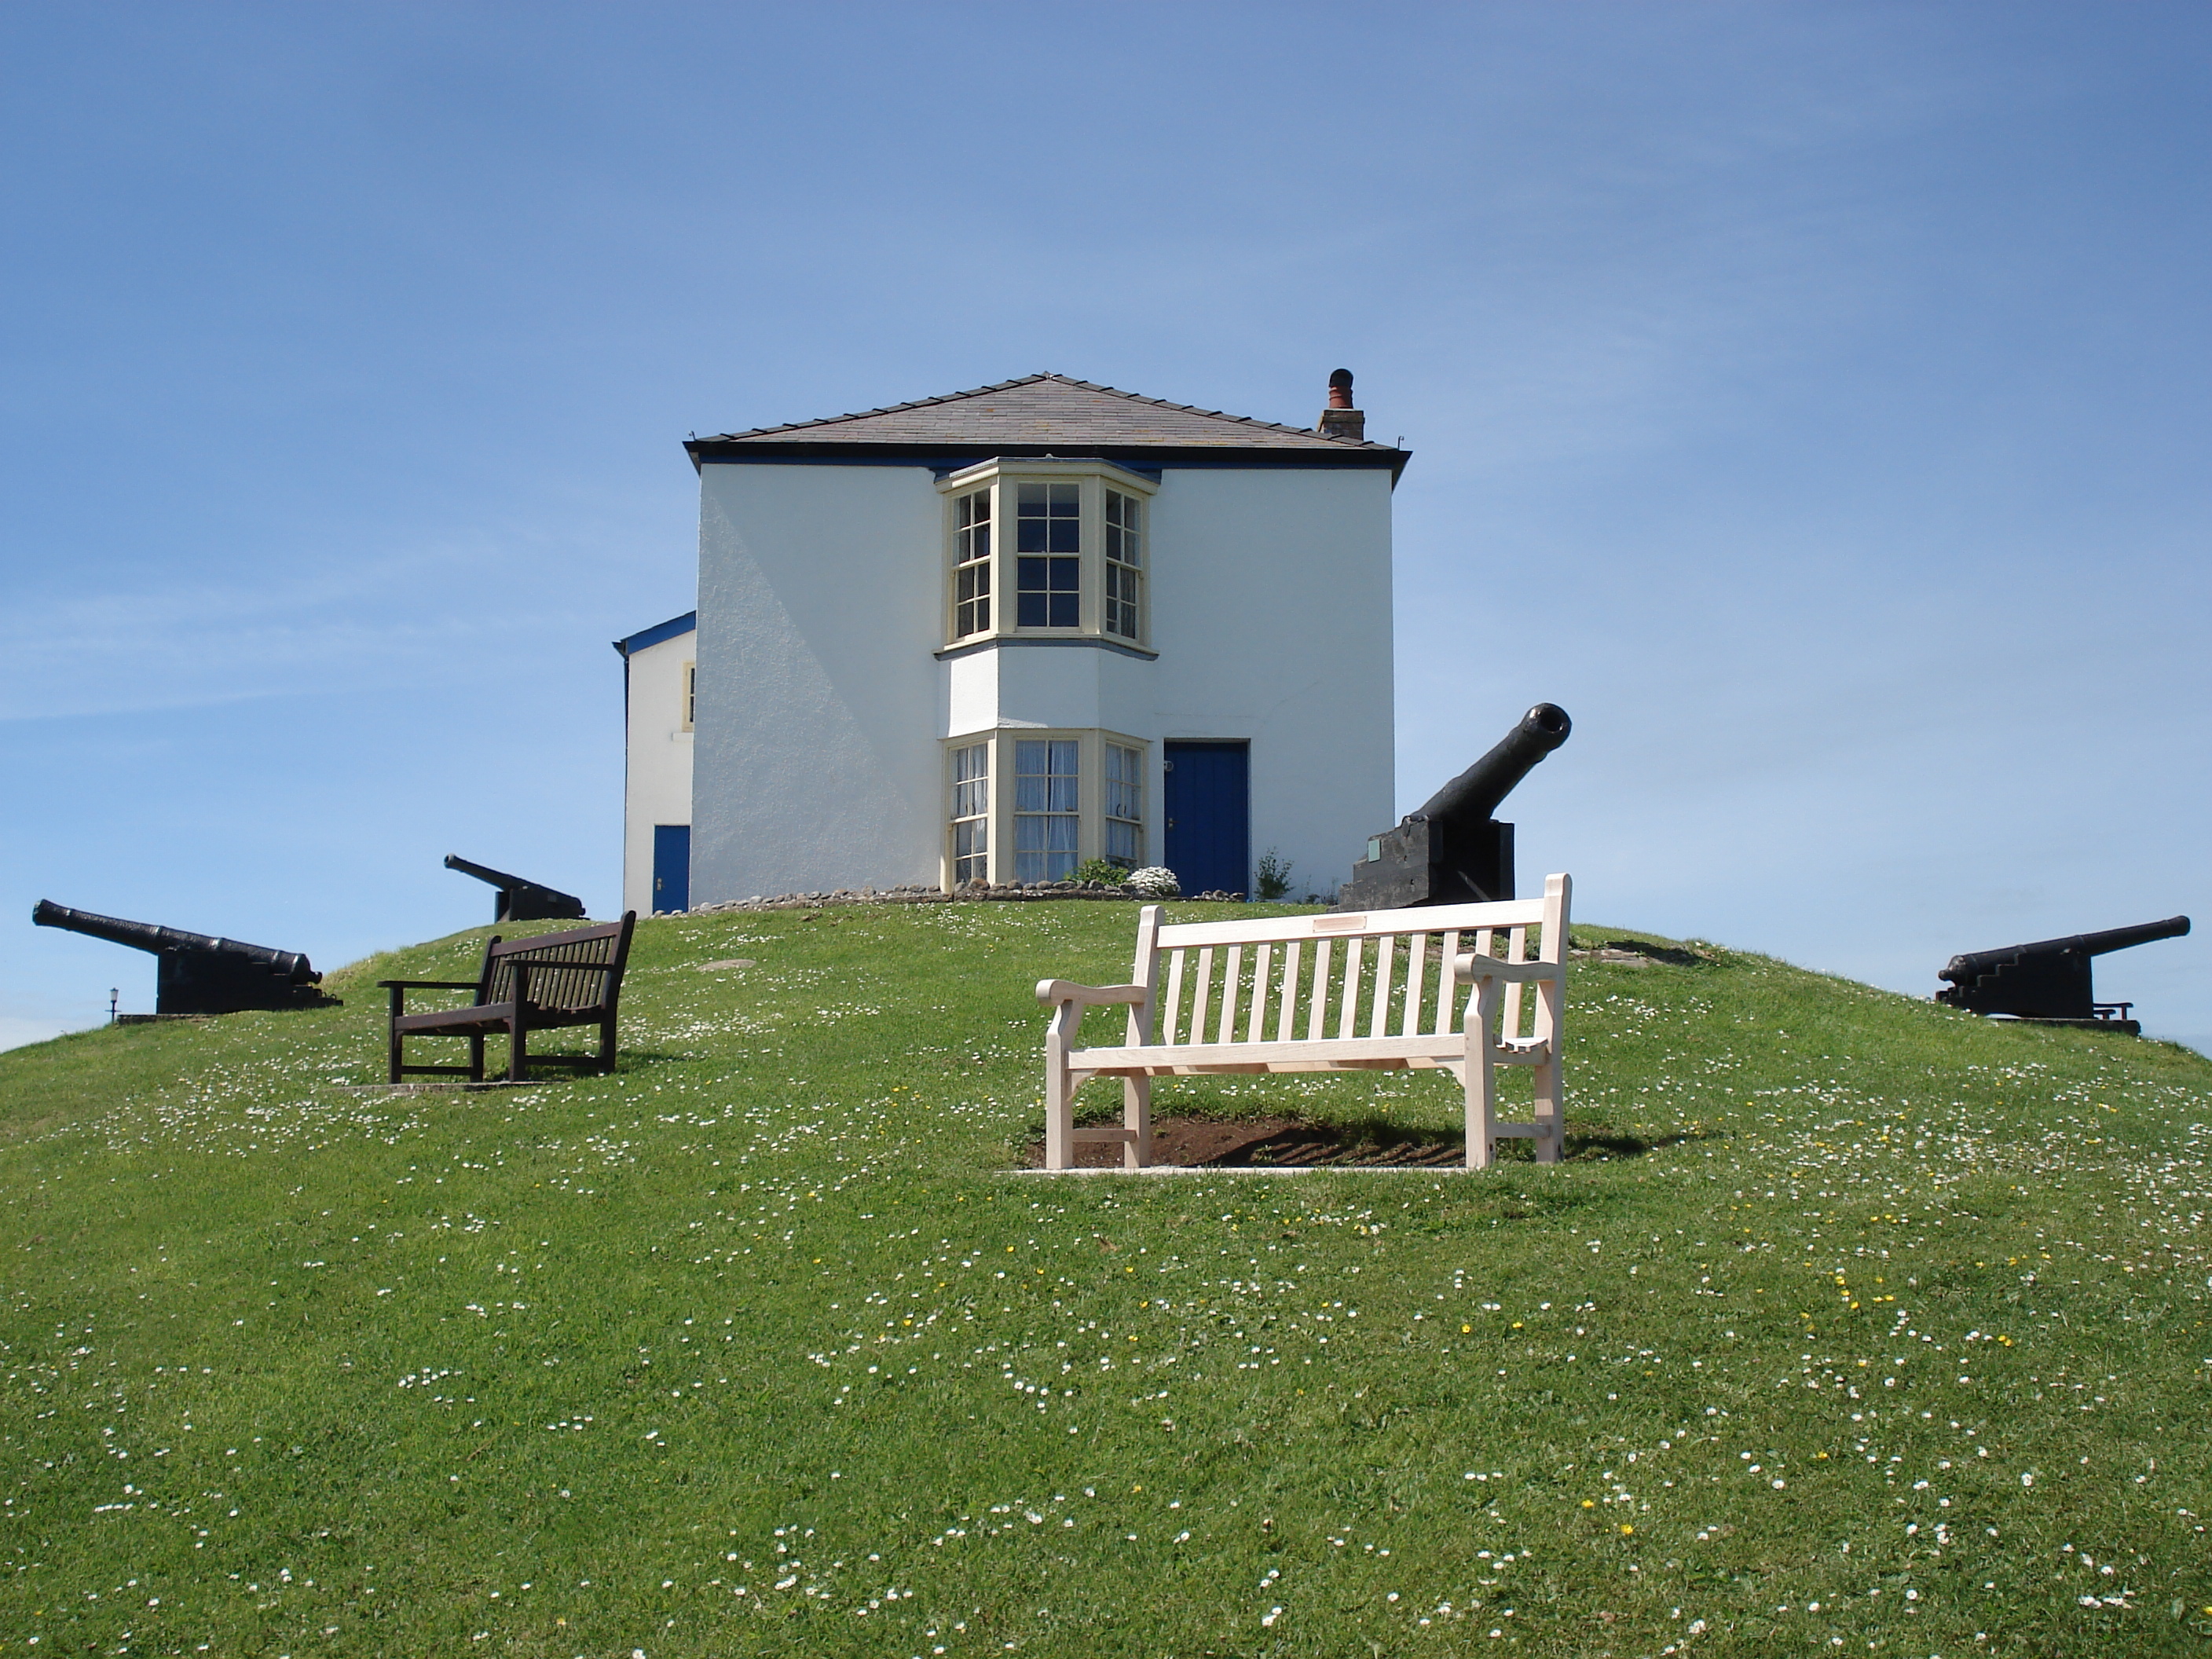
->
{"left": 613, "top": 610, "right": 697, "bottom": 657}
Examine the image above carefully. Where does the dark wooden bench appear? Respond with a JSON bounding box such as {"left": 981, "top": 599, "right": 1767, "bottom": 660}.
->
{"left": 381, "top": 914, "right": 636, "bottom": 1083}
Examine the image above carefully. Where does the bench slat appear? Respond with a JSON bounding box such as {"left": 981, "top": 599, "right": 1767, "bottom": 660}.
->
{"left": 1434, "top": 929, "right": 1460, "bottom": 1035}
{"left": 1154, "top": 899, "right": 1546, "bottom": 950}
{"left": 1071, "top": 1039, "right": 1549, "bottom": 1075}
{"left": 1504, "top": 923, "right": 1529, "bottom": 1037}
{"left": 1073, "top": 1033, "right": 1471, "bottom": 1069}
{"left": 1368, "top": 933, "right": 1394, "bottom": 1038}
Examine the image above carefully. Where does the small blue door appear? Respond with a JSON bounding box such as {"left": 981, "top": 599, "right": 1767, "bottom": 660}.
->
{"left": 652, "top": 824, "right": 690, "bottom": 914}
{"left": 1163, "top": 742, "right": 1250, "bottom": 897}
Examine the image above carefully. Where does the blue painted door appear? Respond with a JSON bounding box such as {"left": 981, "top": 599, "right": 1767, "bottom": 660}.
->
{"left": 1163, "top": 742, "right": 1250, "bottom": 897}
{"left": 652, "top": 824, "right": 690, "bottom": 914}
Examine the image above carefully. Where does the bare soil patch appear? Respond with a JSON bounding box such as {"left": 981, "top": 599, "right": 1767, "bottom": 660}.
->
{"left": 1026, "top": 1115, "right": 1468, "bottom": 1170}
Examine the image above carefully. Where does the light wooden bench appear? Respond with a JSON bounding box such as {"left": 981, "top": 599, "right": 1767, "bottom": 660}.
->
{"left": 1035, "top": 875, "right": 1570, "bottom": 1171}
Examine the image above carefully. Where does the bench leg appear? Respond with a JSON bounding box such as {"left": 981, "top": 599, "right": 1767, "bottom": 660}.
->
{"left": 1463, "top": 981, "right": 1499, "bottom": 1170}
{"left": 1043, "top": 1024, "right": 1074, "bottom": 1170}
{"left": 598, "top": 1016, "right": 618, "bottom": 1075}
{"left": 468, "top": 1033, "right": 485, "bottom": 1084}
{"left": 1532, "top": 1049, "right": 1563, "bottom": 1164}
{"left": 386, "top": 984, "right": 405, "bottom": 1083}
{"left": 507, "top": 1016, "right": 529, "bottom": 1084}
{"left": 1121, "top": 1075, "right": 1152, "bottom": 1170}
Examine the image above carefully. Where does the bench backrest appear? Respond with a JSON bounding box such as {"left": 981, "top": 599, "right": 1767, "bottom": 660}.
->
{"left": 478, "top": 915, "right": 635, "bottom": 1014}
{"left": 1132, "top": 876, "right": 1570, "bottom": 1048}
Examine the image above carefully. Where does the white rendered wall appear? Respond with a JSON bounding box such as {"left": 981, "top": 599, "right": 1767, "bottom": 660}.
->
{"left": 621, "top": 628, "right": 695, "bottom": 916}
{"left": 690, "top": 464, "right": 946, "bottom": 903}
{"left": 1144, "top": 466, "right": 1394, "bottom": 900}
{"left": 691, "top": 459, "right": 1394, "bottom": 903}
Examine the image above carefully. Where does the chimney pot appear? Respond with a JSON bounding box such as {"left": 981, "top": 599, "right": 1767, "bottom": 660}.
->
{"left": 1317, "top": 368, "right": 1364, "bottom": 441}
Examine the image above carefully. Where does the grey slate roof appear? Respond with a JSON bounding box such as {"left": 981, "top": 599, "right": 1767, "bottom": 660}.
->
{"left": 691, "top": 373, "right": 1400, "bottom": 456}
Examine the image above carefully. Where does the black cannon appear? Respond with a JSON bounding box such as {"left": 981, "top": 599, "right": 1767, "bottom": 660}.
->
{"left": 1936, "top": 916, "right": 2190, "bottom": 1034}
{"left": 31, "top": 900, "right": 338, "bottom": 1016}
{"left": 445, "top": 855, "right": 587, "bottom": 924}
{"left": 1338, "top": 703, "right": 1573, "bottom": 910}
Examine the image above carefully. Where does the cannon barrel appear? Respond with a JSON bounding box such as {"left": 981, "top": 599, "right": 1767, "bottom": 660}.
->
{"left": 445, "top": 854, "right": 534, "bottom": 891}
{"left": 444, "top": 854, "right": 587, "bottom": 923}
{"left": 31, "top": 899, "right": 317, "bottom": 983}
{"left": 1415, "top": 703, "right": 1573, "bottom": 825}
{"left": 1939, "top": 915, "right": 2190, "bottom": 986}
{"left": 1337, "top": 702, "right": 1573, "bottom": 909}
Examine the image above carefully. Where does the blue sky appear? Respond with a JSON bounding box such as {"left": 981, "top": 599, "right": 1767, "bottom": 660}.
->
{"left": 2, "top": 2, "right": 2206, "bottom": 1049}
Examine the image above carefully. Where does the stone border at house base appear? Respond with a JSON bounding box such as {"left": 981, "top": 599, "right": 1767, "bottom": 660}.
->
{"left": 688, "top": 882, "right": 1248, "bottom": 914}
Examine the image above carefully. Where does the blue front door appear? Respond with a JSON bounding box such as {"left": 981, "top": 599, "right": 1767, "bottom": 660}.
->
{"left": 1163, "top": 742, "right": 1250, "bottom": 897}
{"left": 652, "top": 824, "right": 690, "bottom": 914}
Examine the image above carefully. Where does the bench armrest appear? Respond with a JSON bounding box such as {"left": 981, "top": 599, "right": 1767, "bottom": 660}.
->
{"left": 1452, "top": 957, "right": 1564, "bottom": 984}
{"left": 383, "top": 978, "right": 484, "bottom": 1020}
{"left": 1035, "top": 980, "right": 1150, "bottom": 1008}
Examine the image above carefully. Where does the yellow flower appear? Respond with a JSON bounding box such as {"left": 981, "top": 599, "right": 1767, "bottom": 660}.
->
{"left": 1620, "top": 1525, "right": 1634, "bottom": 1536}
{"left": 1582, "top": 1500, "right": 1595, "bottom": 1510}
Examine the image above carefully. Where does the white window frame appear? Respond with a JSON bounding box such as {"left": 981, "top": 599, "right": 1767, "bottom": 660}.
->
{"left": 940, "top": 728, "right": 1150, "bottom": 888}
{"left": 948, "top": 741, "right": 990, "bottom": 885}
{"left": 1103, "top": 489, "right": 1144, "bottom": 643}
{"left": 1104, "top": 739, "right": 1144, "bottom": 867}
{"left": 938, "top": 459, "right": 1158, "bottom": 650}
{"left": 1011, "top": 734, "right": 1082, "bottom": 883}
{"left": 952, "top": 489, "right": 992, "bottom": 638}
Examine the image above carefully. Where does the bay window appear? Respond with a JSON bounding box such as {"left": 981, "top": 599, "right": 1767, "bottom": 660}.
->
{"left": 943, "top": 730, "right": 1149, "bottom": 888}
{"left": 939, "top": 460, "right": 1155, "bottom": 649}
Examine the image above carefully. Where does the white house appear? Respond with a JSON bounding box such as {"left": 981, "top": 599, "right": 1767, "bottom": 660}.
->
{"left": 613, "top": 610, "right": 695, "bottom": 914}
{"left": 624, "top": 371, "right": 1408, "bottom": 910}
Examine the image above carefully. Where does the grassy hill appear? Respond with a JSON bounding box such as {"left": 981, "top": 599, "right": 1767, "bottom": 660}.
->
{"left": 2, "top": 899, "right": 2209, "bottom": 1657}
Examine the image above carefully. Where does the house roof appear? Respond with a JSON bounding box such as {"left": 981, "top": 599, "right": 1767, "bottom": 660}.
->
{"left": 611, "top": 610, "right": 695, "bottom": 658}
{"left": 683, "top": 374, "right": 1408, "bottom": 480}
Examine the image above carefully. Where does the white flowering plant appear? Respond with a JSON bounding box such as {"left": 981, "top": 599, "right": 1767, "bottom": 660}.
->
{"left": 1122, "top": 866, "right": 1181, "bottom": 898}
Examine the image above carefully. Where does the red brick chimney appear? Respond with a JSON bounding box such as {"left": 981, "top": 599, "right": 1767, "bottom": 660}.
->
{"left": 1317, "top": 368, "right": 1364, "bottom": 442}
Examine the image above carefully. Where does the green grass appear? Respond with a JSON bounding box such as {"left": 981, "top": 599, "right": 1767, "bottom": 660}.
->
{"left": 3, "top": 899, "right": 2210, "bottom": 1657}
